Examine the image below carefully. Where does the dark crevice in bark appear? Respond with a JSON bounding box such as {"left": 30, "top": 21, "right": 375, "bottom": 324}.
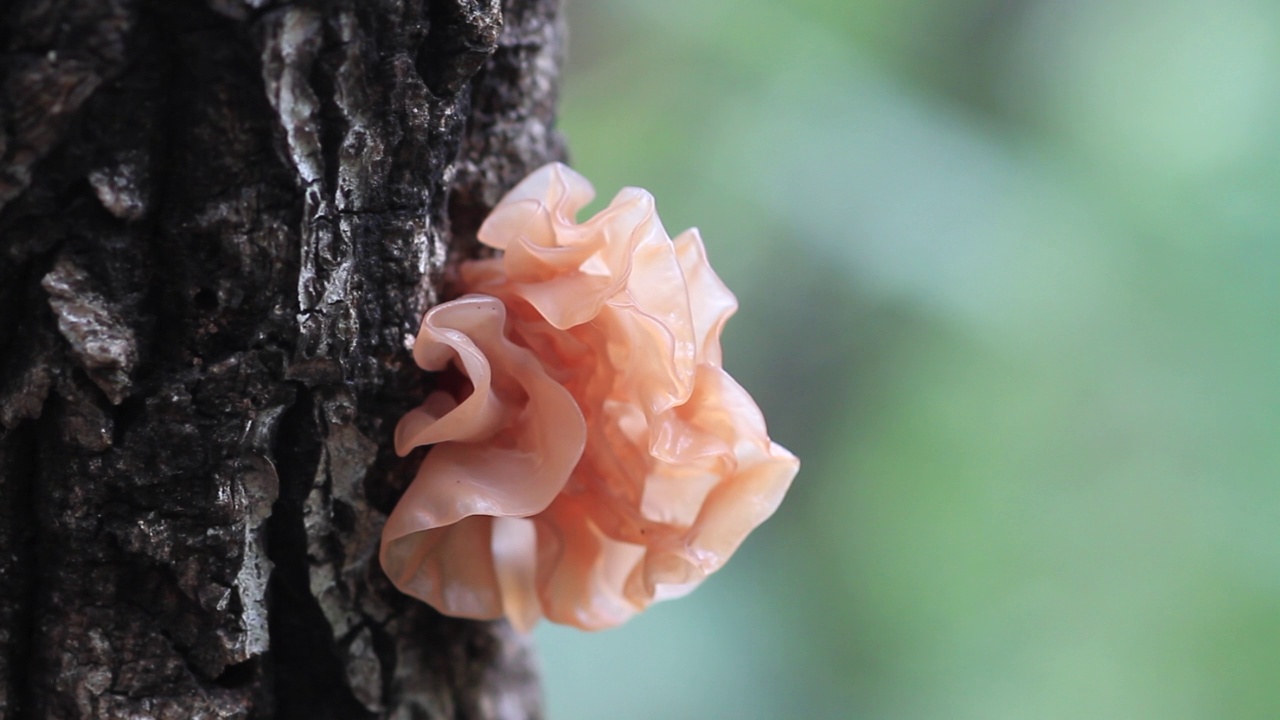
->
{"left": 309, "top": 19, "right": 346, "bottom": 208}
{"left": 214, "top": 657, "right": 262, "bottom": 691}
{"left": 267, "top": 386, "right": 374, "bottom": 720}
{"left": 2, "top": 422, "right": 39, "bottom": 719}
{"left": 418, "top": 0, "right": 501, "bottom": 98}
{"left": 138, "top": 3, "right": 191, "bottom": 375}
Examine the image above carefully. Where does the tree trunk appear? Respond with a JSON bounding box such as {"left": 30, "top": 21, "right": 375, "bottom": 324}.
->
{"left": 0, "top": 0, "right": 564, "bottom": 717}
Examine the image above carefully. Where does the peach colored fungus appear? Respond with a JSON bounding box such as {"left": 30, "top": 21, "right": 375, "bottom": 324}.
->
{"left": 380, "top": 163, "right": 799, "bottom": 631}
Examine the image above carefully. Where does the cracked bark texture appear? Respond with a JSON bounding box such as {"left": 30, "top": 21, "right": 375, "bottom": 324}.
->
{"left": 0, "top": 0, "right": 564, "bottom": 717}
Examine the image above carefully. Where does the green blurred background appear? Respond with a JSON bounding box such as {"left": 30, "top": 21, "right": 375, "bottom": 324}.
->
{"left": 533, "top": 1, "right": 1280, "bottom": 717}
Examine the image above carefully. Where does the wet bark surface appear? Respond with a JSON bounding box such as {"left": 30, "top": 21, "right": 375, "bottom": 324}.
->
{"left": 0, "top": 0, "right": 564, "bottom": 717}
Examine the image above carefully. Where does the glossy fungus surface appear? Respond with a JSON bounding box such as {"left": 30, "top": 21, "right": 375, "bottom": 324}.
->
{"left": 381, "top": 164, "right": 799, "bottom": 630}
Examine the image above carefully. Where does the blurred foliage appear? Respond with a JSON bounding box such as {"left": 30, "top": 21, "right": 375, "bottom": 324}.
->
{"left": 534, "top": 0, "right": 1280, "bottom": 717}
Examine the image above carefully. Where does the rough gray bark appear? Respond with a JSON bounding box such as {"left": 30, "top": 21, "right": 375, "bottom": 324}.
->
{"left": 0, "top": 0, "right": 565, "bottom": 717}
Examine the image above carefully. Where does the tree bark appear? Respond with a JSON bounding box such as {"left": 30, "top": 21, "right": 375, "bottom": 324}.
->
{"left": 0, "top": 0, "right": 564, "bottom": 717}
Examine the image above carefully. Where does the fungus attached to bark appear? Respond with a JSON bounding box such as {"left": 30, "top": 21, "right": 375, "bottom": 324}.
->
{"left": 381, "top": 163, "right": 799, "bottom": 631}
